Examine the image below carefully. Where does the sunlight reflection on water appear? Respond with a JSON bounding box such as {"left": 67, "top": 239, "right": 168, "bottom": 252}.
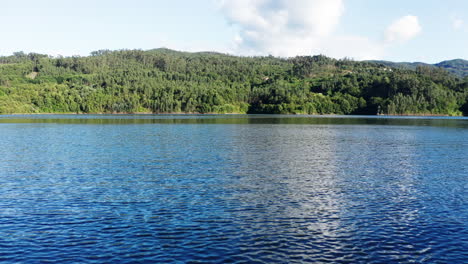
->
{"left": 0, "top": 115, "right": 466, "bottom": 263}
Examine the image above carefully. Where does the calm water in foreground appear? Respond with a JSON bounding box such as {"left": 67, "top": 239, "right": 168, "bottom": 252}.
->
{"left": 0, "top": 115, "right": 467, "bottom": 263}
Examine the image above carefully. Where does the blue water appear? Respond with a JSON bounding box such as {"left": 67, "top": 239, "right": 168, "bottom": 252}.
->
{"left": 0, "top": 115, "right": 467, "bottom": 263}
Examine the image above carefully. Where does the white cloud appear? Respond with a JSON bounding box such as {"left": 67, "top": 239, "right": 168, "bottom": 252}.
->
{"left": 452, "top": 18, "right": 464, "bottom": 30}
{"left": 385, "top": 15, "right": 422, "bottom": 43}
{"left": 285, "top": 0, "right": 344, "bottom": 37}
{"left": 217, "top": 0, "right": 384, "bottom": 59}
{"left": 217, "top": 1, "right": 421, "bottom": 60}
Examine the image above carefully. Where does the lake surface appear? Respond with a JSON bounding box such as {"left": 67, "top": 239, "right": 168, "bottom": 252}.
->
{"left": 0, "top": 115, "right": 467, "bottom": 263}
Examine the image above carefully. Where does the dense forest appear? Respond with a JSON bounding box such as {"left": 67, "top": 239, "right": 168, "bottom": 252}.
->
{"left": 0, "top": 48, "right": 467, "bottom": 115}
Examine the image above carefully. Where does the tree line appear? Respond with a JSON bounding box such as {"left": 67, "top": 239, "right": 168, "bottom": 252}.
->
{"left": 0, "top": 48, "right": 467, "bottom": 116}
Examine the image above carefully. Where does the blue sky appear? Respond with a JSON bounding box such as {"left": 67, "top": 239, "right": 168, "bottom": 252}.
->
{"left": 1, "top": 0, "right": 467, "bottom": 63}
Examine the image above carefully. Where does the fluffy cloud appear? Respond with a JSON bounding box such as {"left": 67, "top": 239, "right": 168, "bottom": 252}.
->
{"left": 385, "top": 15, "right": 422, "bottom": 43}
{"left": 218, "top": 1, "right": 420, "bottom": 59}
{"left": 218, "top": 0, "right": 372, "bottom": 58}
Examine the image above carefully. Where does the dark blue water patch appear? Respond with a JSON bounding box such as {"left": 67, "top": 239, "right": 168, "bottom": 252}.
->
{"left": 0, "top": 115, "right": 466, "bottom": 263}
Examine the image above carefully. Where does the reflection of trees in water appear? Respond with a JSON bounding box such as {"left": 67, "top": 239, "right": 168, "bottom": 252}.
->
{"left": 1, "top": 115, "right": 468, "bottom": 129}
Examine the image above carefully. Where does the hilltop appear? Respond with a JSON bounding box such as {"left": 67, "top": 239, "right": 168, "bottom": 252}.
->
{"left": 368, "top": 59, "right": 468, "bottom": 78}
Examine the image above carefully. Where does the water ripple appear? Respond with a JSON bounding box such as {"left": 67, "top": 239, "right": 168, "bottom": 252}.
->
{"left": 0, "top": 116, "right": 466, "bottom": 263}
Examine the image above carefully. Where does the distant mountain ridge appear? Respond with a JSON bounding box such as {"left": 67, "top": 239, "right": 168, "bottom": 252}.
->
{"left": 435, "top": 59, "right": 468, "bottom": 78}
{"left": 367, "top": 59, "right": 468, "bottom": 78}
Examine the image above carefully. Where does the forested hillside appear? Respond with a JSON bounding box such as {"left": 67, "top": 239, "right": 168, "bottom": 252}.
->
{"left": 368, "top": 59, "right": 468, "bottom": 78}
{"left": 435, "top": 59, "right": 468, "bottom": 78}
{"left": 1, "top": 49, "right": 467, "bottom": 115}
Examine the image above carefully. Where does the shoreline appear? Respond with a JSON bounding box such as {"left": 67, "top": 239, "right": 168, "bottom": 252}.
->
{"left": 1, "top": 112, "right": 246, "bottom": 116}
{"left": 0, "top": 112, "right": 464, "bottom": 117}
